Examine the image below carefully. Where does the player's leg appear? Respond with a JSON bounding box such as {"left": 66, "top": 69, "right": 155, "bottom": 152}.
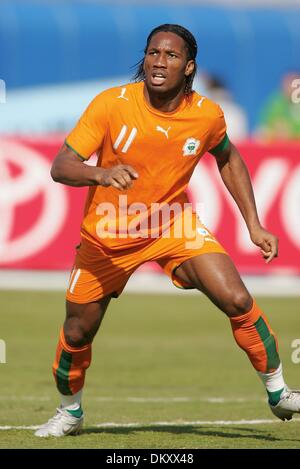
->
{"left": 174, "top": 253, "right": 300, "bottom": 420}
{"left": 35, "top": 296, "right": 111, "bottom": 437}
{"left": 175, "top": 252, "right": 252, "bottom": 316}
{"left": 53, "top": 297, "right": 112, "bottom": 407}
{"left": 35, "top": 238, "right": 142, "bottom": 437}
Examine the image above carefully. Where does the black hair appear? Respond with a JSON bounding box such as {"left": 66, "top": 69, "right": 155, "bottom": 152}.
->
{"left": 132, "top": 24, "right": 198, "bottom": 96}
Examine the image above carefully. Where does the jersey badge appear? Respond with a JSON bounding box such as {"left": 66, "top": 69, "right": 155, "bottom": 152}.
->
{"left": 182, "top": 137, "right": 200, "bottom": 156}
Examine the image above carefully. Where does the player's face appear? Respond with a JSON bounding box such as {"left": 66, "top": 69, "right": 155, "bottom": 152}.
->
{"left": 143, "top": 32, "right": 195, "bottom": 96}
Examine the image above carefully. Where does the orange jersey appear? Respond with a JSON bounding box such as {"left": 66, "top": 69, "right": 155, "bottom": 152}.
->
{"left": 66, "top": 82, "right": 227, "bottom": 250}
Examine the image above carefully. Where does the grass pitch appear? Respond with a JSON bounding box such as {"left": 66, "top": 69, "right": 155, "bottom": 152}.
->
{"left": 0, "top": 290, "right": 299, "bottom": 448}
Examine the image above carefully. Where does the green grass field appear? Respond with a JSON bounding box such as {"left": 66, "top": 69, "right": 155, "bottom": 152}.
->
{"left": 0, "top": 291, "right": 299, "bottom": 449}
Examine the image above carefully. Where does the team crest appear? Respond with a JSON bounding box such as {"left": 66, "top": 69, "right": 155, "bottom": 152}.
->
{"left": 182, "top": 137, "right": 200, "bottom": 156}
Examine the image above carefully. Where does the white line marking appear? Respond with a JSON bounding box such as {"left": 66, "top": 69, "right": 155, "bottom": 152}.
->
{"left": 1, "top": 418, "right": 299, "bottom": 431}
{"left": 95, "top": 419, "right": 299, "bottom": 427}
{"left": 1, "top": 271, "right": 299, "bottom": 296}
{"left": 0, "top": 426, "right": 40, "bottom": 430}
{"left": 0, "top": 395, "right": 263, "bottom": 403}
{"left": 94, "top": 397, "right": 191, "bottom": 402}
{"left": 93, "top": 396, "right": 254, "bottom": 403}
{"left": 0, "top": 396, "right": 50, "bottom": 401}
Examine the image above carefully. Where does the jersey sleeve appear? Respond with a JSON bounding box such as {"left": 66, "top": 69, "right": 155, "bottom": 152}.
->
{"left": 65, "top": 92, "right": 108, "bottom": 160}
{"left": 207, "top": 105, "right": 229, "bottom": 155}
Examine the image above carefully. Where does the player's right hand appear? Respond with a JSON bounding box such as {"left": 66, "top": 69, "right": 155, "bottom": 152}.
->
{"left": 99, "top": 164, "right": 139, "bottom": 190}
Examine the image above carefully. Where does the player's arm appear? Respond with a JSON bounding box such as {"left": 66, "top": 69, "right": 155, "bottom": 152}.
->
{"left": 213, "top": 141, "right": 278, "bottom": 263}
{"left": 51, "top": 144, "right": 138, "bottom": 190}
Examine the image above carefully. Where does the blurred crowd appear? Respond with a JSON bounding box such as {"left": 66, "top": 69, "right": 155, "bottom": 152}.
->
{"left": 196, "top": 71, "right": 300, "bottom": 143}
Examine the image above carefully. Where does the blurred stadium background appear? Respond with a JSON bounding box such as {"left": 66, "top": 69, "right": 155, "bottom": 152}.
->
{"left": 0, "top": 0, "right": 299, "bottom": 292}
{"left": 0, "top": 0, "right": 300, "bottom": 449}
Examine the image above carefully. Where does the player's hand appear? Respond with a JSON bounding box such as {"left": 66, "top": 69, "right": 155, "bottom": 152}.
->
{"left": 250, "top": 226, "right": 279, "bottom": 263}
{"left": 99, "top": 165, "right": 139, "bottom": 190}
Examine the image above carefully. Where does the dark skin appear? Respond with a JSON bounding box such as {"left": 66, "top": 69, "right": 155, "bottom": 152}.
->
{"left": 51, "top": 31, "right": 278, "bottom": 347}
{"left": 142, "top": 32, "right": 195, "bottom": 112}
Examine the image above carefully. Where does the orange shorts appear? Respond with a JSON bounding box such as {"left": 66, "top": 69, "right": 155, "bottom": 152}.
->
{"left": 66, "top": 214, "right": 227, "bottom": 304}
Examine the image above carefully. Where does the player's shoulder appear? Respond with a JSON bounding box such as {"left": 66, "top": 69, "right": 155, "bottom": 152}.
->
{"left": 91, "top": 82, "right": 141, "bottom": 104}
{"left": 190, "top": 90, "right": 224, "bottom": 118}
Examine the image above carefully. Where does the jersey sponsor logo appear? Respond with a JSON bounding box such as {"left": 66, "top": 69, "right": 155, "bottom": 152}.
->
{"left": 183, "top": 137, "right": 200, "bottom": 156}
{"left": 117, "top": 87, "right": 129, "bottom": 101}
{"left": 113, "top": 125, "right": 137, "bottom": 153}
{"left": 156, "top": 125, "right": 171, "bottom": 139}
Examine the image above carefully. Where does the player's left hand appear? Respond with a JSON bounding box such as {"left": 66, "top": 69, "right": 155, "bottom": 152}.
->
{"left": 250, "top": 226, "right": 279, "bottom": 263}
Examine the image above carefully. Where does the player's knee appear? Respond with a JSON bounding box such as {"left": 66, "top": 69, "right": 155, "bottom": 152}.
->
{"left": 64, "top": 322, "right": 93, "bottom": 347}
{"left": 227, "top": 291, "right": 252, "bottom": 317}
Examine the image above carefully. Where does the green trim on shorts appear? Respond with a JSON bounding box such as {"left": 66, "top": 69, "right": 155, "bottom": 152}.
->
{"left": 209, "top": 133, "right": 229, "bottom": 156}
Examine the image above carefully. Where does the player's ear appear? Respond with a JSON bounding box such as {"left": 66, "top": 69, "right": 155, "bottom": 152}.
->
{"left": 185, "top": 60, "right": 195, "bottom": 77}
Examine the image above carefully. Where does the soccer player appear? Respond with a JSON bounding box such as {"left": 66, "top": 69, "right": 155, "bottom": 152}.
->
{"left": 35, "top": 24, "right": 300, "bottom": 437}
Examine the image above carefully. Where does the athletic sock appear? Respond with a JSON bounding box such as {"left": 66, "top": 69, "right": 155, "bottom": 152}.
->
{"left": 65, "top": 406, "right": 84, "bottom": 418}
{"left": 229, "top": 299, "right": 287, "bottom": 402}
{"left": 258, "top": 363, "right": 286, "bottom": 406}
{"left": 52, "top": 328, "right": 92, "bottom": 398}
{"left": 229, "top": 299, "right": 280, "bottom": 373}
{"left": 267, "top": 389, "right": 284, "bottom": 406}
{"left": 60, "top": 389, "right": 83, "bottom": 412}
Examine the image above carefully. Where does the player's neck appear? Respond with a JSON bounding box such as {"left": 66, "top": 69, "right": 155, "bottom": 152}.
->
{"left": 143, "top": 83, "right": 186, "bottom": 113}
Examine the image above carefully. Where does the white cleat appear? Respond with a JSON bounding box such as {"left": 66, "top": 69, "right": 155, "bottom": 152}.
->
{"left": 269, "top": 389, "right": 300, "bottom": 421}
{"left": 35, "top": 407, "right": 84, "bottom": 437}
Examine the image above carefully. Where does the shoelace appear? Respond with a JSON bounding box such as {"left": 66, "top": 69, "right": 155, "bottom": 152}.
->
{"left": 282, "top": 390, "right": 300, "bottom": 402}
{"left": 42, "top": 408, "right": 65, "bottom": 429}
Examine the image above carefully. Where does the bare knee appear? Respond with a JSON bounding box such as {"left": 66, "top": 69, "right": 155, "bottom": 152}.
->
{"left": 64, "top": 318, "right": 94, "bottom": 347}
{"left": 63, "top": 298, "right": 110, "bottom": 347}
{"left": 224, "top": 291, "right": 253, "bottom": 317}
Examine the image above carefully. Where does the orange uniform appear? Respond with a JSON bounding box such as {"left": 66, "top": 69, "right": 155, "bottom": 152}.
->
{"left": 65, "top": 82, "right": 229, "bottom": 303}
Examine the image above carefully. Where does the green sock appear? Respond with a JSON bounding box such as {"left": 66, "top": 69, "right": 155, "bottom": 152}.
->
{"left": 267, "top": 388, "right": 284, "bottom": 406}
{"left": 66, "top": 406, "right": 83, "bottom": 418}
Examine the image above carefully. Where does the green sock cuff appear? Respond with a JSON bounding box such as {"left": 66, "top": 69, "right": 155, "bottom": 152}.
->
{"left": 66, "top": 406, "right": 83, "bottom": 418}
{"left": 267, "top": 388, "right": 284, "bottom": 406}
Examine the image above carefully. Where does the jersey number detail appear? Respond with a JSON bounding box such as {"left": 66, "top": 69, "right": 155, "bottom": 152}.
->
{"left": 113, "top": 125, "right": 137, "bottom": 153}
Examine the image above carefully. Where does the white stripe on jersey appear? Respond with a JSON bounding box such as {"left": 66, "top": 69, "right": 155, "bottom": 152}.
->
{"left": 113, "top": 125, "right": 127, "bottom": 150}
{"left": 122, "top": 127, "right": 137, "bottom": 153}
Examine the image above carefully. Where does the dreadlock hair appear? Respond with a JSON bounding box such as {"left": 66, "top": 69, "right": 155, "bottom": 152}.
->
{"left": 132, "top": 24, "right": 198, "bottom": 96}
